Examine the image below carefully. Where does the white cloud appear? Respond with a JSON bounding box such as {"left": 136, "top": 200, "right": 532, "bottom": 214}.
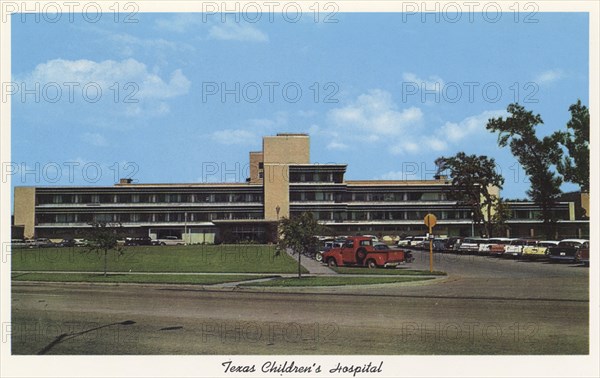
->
{"left": 390, "top": 141, "right": 420, "bottom": 155}
{"left": 19, "top": 58, "right": 191, "bottom": 118}
{"left": 155, "top": 14, "right": 268, "bottom": 43}
{"left": 81, "top": 132, "right": 108, "bottom": 147}
{"left": 209, "top": 23, "right": 269, "bottom": 42}
{"left": 426, "top": 138, "right": 448, "bottom": 151}
{"left": 155, "top": 14, "right": 203, "bottom": 33}
{"left": 23, "top": 58, "right": 190, "bottom": 101}
{"left": 327, "top": 141, "right": 349, "bottom": 150}
{"left": 438, "top": 109, "right": 506, "bottom": 143}
{"left": 328, "top": 89, "right": 423, "bottom": 137}
{"left": 535, "top": 69, "right": 564, "bottom": 84}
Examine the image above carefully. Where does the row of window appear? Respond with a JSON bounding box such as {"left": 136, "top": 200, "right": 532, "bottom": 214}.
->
{"left": 36, "top": 212, "right": 263, "bottom": 224}
{"left": 37, "top": 191, "right": 450, "bottom": 206}
{"left": 293, "top": 210, "right": 474, "bottom": 221}
{"left": 289, "top": 192, "right": 447, "bottom": 202}
{"left": 288, "top": 172, "right": 344, "bottom": 183}
{"left": 511, "top": 209, "right": 569, "bottom": 220}
{"left": 37, "top": 193, "right": 263, "bottom": 205}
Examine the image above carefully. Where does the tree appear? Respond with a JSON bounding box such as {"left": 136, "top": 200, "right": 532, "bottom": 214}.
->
{"left": 277, "top": 212, "right": 322, "bottom": 278}
{"left": 435, "top": 153, "right": 504, "bottom": 237}
{"left": 490, "top": 197, "right": 512, "bottom": 237}
{"left": 553, "top": 99, "right": 590, "bottom": 192}
{"left": 486, "top": 103, "right": 562, "bottom": 238}
{"left": 85, "top": 221, "right": 125, "bottom": 277}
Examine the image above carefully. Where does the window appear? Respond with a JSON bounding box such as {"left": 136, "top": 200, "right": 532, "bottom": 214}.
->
{"left": 94, "top": 214, "right": 113, "bottom": 222}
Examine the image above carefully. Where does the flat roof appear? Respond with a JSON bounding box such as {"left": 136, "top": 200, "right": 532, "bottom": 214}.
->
{"left": 345, "top": 180, "right": 450, "bottom": 186}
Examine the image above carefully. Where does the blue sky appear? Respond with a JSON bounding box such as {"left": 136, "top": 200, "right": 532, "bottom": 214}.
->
{"left": 11, "top": 11, "right": 589, "bottom": 199}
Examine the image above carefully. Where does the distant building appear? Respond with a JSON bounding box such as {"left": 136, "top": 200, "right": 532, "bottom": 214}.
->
{"left": 13, "top": 133, "right": 589, "bottom": 242}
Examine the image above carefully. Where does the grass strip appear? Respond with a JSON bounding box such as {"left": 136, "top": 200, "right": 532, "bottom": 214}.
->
{"left": 240, "top": 276, "right": 435, "bottom": 287}
{"left": 11, "top": 245, "right": 307, "bottom": 274}
{"left": 331, "top": 267, "right": 446, "bottom": 276}
{"left": 11, "top": 272, "right": 273, "bottom": 285}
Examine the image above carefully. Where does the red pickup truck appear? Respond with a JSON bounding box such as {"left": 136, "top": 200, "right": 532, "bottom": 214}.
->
{"left": 320, "top": 236, "right": 411, "bottom": 268}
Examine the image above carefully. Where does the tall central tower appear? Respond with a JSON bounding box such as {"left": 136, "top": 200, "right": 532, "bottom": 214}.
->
{"left": 261, "top": 133, "right": 310, "bottom": 220}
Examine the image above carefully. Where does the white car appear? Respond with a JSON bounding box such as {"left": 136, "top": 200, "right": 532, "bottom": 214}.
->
{"left": 478, "top": 238, "right": 513, "bottom": 255}
{"left": 503, "top": 239, "right": 538, "bottom": 258}
{"left": 398, "top": 236, "right": 427, "bottom": 248}
{"left": 362, "top": 235, "right": 379, "bottom": 243}
{"left": 458, "top": 237, "right": 486, "bottom": 254}
{"left": 156, "top": 236, "right": 184, "bottom": 246}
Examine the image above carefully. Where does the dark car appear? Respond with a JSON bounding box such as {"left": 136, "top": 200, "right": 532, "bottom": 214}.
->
{"left": 575, "top": 241, "right": 589, "bottom": 266}
{"left": 125, "top": 237, "right": 158, "bottom": 246}
{"left": 444, "top": 237, "right": 463, "bottom": 252}
{"left": 35, "top": 238, "right": 55, "bottom": 248}
{"left": 548, "top": 239, "right": 589, "bottom": 263}
{"left": 55, "top": 239, "right": 76, "bottom": 247}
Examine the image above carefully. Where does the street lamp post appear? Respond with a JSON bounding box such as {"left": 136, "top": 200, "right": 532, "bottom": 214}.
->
{"left": 470, "top": 211, "right": 475, "bottom": 237}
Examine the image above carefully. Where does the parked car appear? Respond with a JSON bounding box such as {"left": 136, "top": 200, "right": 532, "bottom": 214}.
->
{"left": 316, "top": 239, "right": 346, "bottom": 262}
{"left": 362, "top": 234, "right": 379, "bottom": 243}
{"left": 548, "top": 239, "right": 589, "bottom": 263}
{"left": 575, "top": 241, "right": 589, "bottom": 266}
{"left": 503, "top": 239, "right": 538, "bottom": 258}
{"left": 478, "top": 238, "right": 512, "bottom": 255}
{"left": 408, "top": 236, "right": 428, "bottom": 249}
{"left": 74, "top": 238, "right": 89, "bottom": 247}
{"left": 444, "top": 237, "right": 463, "bottom": 253}
{"left": 458, "top": 237, "right": 486, "bottom": 254}
{"left": 11, "top": 239, "right": 27, "bottom": 249}
{"left": 431, "top": 238, "right": 448, "bottom": 252}
{"left": 397, "top": 236, "right": 414, "bottom": 247}
{"left": 32, "top": 238, "right": 54, "bottom": 248}
{"left": 488, "top": 238, "right": 516, "bottom": 257}
{"left": 321, "top": 236, "right": 411, "bottom": 268}
{"left": 125, "top": 237, "right": 158, "bottom": 246}
{"left": 521, "top": 240, "right": 559, "bottom": 260}
{"left": 55, "top": 239, "right": 76, "bottom": 247}
{"left": 156, "top": 236, "right": 184, "bottom": 246}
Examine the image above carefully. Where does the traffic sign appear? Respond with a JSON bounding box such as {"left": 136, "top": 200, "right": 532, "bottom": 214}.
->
{"left": 424, "top": 213, "right": 437, "bottom": 228}
{"left": 423, "top": 213, "right": 437, "bottom": 273}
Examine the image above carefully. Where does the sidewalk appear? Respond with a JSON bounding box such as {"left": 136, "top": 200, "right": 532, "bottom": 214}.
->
{"left": 284, "top": 248, "right": 337, "bottom": 275}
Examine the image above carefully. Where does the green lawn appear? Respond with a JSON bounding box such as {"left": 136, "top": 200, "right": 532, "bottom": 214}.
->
{"left": 331, "top": 267, "right": 447, "bottom": 276}
{"left": 11, "top": 245, "right": 307, "bottom": 274}
{"left": 241, "top": 276, "right": 435, "bottom": 287}
{"left": 11, "top": 272, "right": 273, "bottom": 285}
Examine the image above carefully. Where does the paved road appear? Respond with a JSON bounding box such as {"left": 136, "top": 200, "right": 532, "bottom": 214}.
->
{"left": 11, "top": 251, "right": 588, "bottom": 355}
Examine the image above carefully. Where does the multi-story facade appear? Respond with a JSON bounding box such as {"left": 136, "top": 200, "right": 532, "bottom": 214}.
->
{"left": 13, "top": 133, "right": 589, "bottom": 242}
